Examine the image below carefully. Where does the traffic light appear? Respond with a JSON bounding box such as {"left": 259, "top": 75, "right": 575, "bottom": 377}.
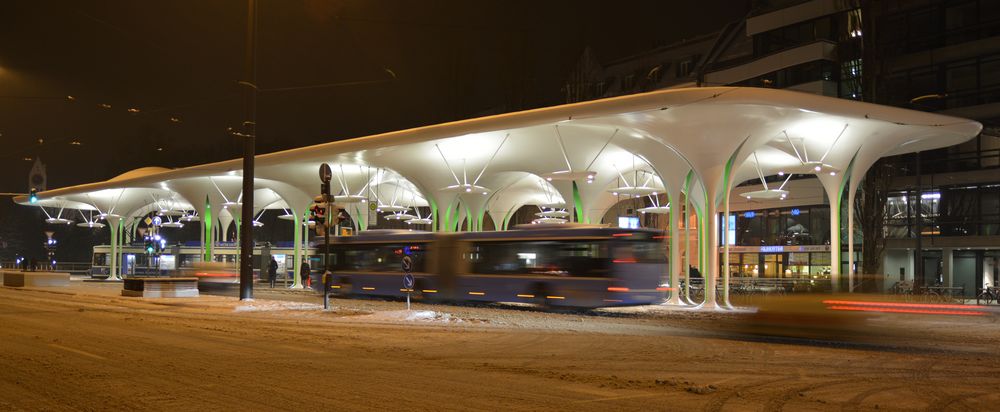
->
{"left": 311, "top": 195, "right": 328, "bottom": 235}
{"left": 145, "top": 237, "right": 154, "bottom": 254}
{"left": 29, "top": 188, "right": 38, "bottom": 204}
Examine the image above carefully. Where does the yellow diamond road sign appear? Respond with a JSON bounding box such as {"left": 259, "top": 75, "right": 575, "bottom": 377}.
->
{"left": 144, "top": 217, "right": 153, "bottom": 225}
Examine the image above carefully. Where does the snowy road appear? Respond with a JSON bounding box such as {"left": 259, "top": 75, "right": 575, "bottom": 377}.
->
{"left": 1, "top": 283, "right": 999, "bottom": 411}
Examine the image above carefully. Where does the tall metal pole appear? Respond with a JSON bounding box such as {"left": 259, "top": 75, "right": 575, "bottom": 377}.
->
{"left": 239, "top": 0, "right": 257, "bottom": 301}
{"left": 914, "top": 151, "right": 923, "bottom": 290}
{"left": 319, "top": 165, "right": 332, "bottom": 308}
{"left": 323, "top": 199, "right": 331, "bottom": 309}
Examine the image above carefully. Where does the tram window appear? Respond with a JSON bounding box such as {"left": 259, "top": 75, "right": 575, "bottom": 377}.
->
{"left": 468, "top": 241, "right": 610, "bottom": 277}
{"left": 333, "top": 243, "right": 427, "bottom": 272}
{"left": 178, "top": 254, "right": 200, "bottom": 268}
{"left": 93, "top": 253, "right": 108, "bottom": 266}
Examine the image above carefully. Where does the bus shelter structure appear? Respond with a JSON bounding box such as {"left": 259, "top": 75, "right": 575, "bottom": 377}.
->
{"left": 16, "top": 87, "right": 981, "bottom": 308}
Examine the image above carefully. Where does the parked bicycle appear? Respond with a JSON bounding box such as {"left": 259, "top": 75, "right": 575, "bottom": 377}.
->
{"left": 976, "top": 286, "right": 999, "bottom": 305}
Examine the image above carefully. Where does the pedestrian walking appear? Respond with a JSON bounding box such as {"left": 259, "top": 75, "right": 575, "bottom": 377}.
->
{"left": 267, "top": 256, "right": 278, "bottom": 288}
{"left": 300, "top": 258, "right": 310, "bottom": 288}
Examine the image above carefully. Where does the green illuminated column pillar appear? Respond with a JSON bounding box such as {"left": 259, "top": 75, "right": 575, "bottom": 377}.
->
{"left": 682, "top": 172, "right": 693, "bottom": 304}
{"left": 572, "top": 181, "right": 584, "bottom": 223}
{"left": 291, "top": 210, "right": 302, "bottom": 289}
{"left": 107, "top": 215, "right": 120, "bottom": 280}
{"left": 203, "top": 200, "right": 213, "bottom": 262}
{"left": 699, "top": 174, "right": 721, "bottom": 310}
{"left": 819, "top": 173, "right": 849, "bottom": 293}
{"left": 667, "top": 185, "right": 682, "bottom": 305}
{"left": 118, "top": 219, "right": 126, "bottom": 278}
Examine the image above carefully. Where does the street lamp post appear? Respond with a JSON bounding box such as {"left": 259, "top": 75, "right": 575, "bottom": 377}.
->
{"left": 238, "top": 0, "right": 257, "bottom": 301}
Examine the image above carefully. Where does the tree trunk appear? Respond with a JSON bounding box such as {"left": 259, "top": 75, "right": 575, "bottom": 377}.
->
{"left": 856, "top": 159, "right": 893, "bottom": 292}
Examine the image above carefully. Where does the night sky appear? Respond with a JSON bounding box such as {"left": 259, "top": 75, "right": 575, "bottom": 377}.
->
{"left": 0, "top": 1, "right": 748, "bottom": 259}
{"left": 1, "top": 0, "right": 749, "bottom": 190}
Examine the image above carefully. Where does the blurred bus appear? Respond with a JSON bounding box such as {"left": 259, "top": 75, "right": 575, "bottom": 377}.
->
{"left": 315, "top": 224, "right": 668, "bottom": 308}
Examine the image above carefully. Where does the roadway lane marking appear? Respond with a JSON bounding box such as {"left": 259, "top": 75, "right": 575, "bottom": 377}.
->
{"left": 48, "top": 344, "right": 107, "bottom": 360}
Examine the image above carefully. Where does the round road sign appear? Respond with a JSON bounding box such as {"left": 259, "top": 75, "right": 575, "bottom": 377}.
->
{"left": 403, "top": 273, "right": 414, "bottom": 289}
{"left": 319, "top": 163, "right": 332, "bottom": 183}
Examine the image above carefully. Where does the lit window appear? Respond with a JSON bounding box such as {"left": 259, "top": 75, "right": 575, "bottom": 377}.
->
{"left": 847, "top": 9, "right": 863, "bottom": 38}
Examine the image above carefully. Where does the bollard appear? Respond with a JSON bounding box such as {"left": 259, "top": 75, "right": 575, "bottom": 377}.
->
{"left": 322, "top": 270, "right": 332, "bottom": 310}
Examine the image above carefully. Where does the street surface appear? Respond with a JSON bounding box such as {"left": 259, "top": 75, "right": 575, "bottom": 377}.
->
{"left": 1, "top": 282, "right": 998, "bottom": 411}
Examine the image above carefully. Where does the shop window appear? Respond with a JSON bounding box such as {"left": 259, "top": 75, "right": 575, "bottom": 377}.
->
{"left": 782, "top": 209, "right": 811, "bottom": 245}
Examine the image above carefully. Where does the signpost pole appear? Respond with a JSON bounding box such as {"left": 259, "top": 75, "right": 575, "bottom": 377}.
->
{"left": 320, "top": 163, "right": 332, "bottom": 310}
{"left": 402, "top": 255, "right": 413, "bottom": 311}
{"left": 324, "top": 198, "right": 330, "bottom": 306}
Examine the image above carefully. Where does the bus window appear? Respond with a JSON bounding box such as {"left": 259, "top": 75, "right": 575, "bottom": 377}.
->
{"left": 334, "top": 243, "right": 427, "bottom": 272}
{"left": 614, "top": 238, "right": 666, "bottom": 263}
{"left": 469, "top": 241, "right": 610, "bottom": 277}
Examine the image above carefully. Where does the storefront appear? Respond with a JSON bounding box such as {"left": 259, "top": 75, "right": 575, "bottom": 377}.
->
{"left": 725, "top": 245, "right": 832, "bottom": 279}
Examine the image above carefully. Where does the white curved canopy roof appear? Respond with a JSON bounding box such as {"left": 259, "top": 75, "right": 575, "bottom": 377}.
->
{"left": 17, "top": 87, "right": 982, "bottom": 227}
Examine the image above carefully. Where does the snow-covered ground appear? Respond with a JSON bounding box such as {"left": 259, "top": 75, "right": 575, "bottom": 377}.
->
{"left": 1, "top": 281, "right": 998, "bottom": 411}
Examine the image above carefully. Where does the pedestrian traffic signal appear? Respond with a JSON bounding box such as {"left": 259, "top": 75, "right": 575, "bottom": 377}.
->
{"left": 29, "top": 188, "right": 38, "bottom": 204}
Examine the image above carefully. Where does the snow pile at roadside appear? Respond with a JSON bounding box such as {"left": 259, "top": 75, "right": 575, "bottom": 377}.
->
{"left": 359, "top": 310, "right": 461, "bottom": 323}
{"left": 597, "top": 304, "right": 755, "bottom": 315}
{"left": 234, "top": 301, "right": 324, "bottom": 312}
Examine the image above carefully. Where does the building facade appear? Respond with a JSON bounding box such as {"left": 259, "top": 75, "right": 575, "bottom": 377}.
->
{"left": 566, "top": 0, "right": 999, "bottom": 295}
